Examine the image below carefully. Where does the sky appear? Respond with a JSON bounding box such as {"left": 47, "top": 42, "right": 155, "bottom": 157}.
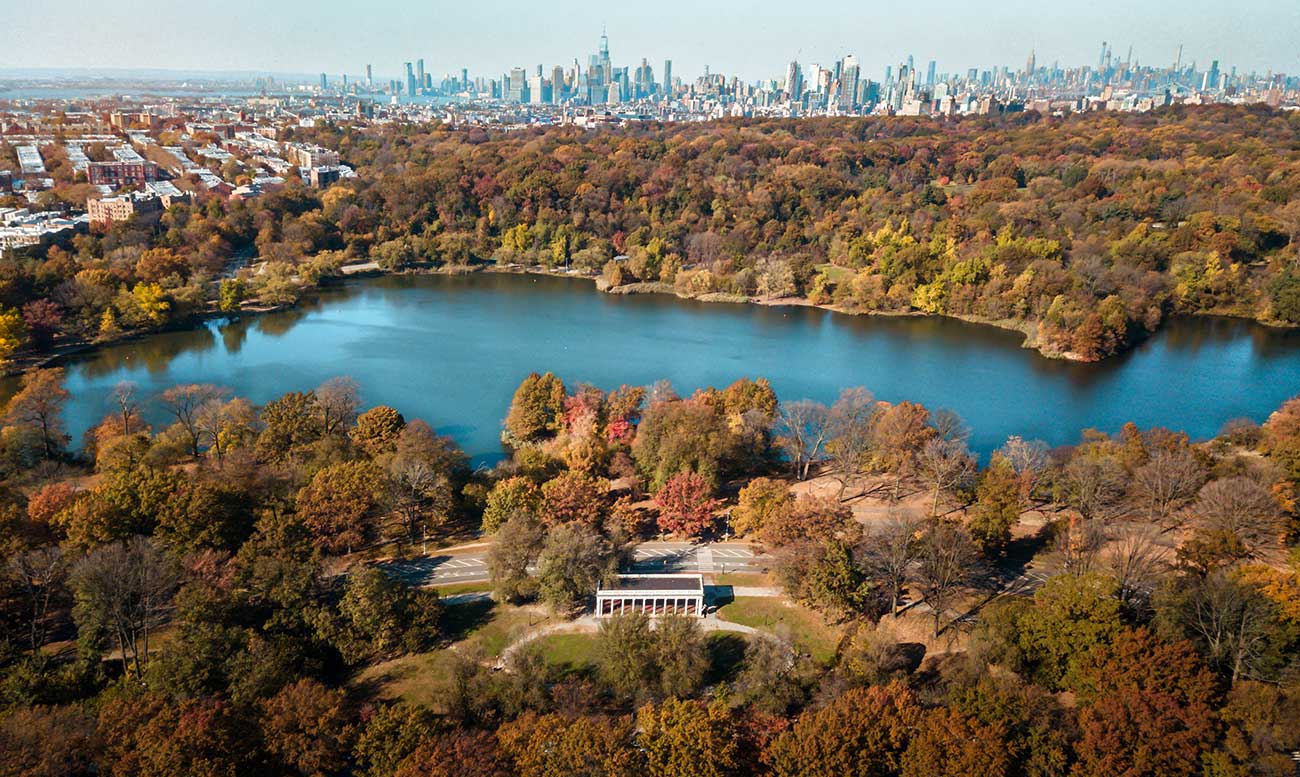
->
{"left": 4, "top": 0, "right": 1298, "bottom": 83}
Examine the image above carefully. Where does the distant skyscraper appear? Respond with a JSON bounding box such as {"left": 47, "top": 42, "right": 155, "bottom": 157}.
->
{"left": 836, "top": 55, "right": 859, "bottom": 111}
{"left": 320, "top": 72, "right": 327, "bottom": 90}
{"left": 508, "top": 67, "right": 527, "bottom": 102}
{"left": 365, "top": 64, "right": 373, "bottom": 88}
{"left": 926, "top": 60, "right": 936, "bottom": 87}
{"left": 599, "top": 27, "right": 611, "bottom": 77}
{"left": 784, "top": 60, "right": 803, "bottom": 100}
{"left": 416, "top": 59, "right": 425, "bottom": 94}
{"left": 552, "top": 65, "right": 566, "bottom": 102}
{"left": 662, "top": 59, "right": 672, "bottom": 99}
{"left": 404, "top": 62, "right": 415, "bottom": 96}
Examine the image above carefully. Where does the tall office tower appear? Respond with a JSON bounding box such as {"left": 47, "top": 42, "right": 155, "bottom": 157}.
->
{"left": 633, "top": 58, "right": 654, "bottom": 98}
{"left": 1205, "top": 60, "right": 1220, "bottom": 90}
{"left": 551, "top": 65, "right": 565, "bottom": 102}
{"left": 461, "top": 68, "right": 469, "bottom": 89}
{"left": 528, "top": 73, "right": 546, "bottom": 103}
{"left": 416, "top": 59, "right": 425, "bottom": 93}
{"left": 405, "top": 62, "right": 416, "bottom": 96}
{"left": 836, "top": 55, "right": 859, "bottom": 111}
{"left": 884, "top": 65, "right": 892, "bottom": 84}
{"left": 662, "top": 59, "right": 672, "bottom": 99}
{"left": 784, "top": 60, "right": 802, "bottom": 100}
{"left": 926, "top": 60, "right": 936, "bottom": 87}
{"left": 599, "top": 28, "right": 611, "bottom": 79}
{"left": 508, "top": 67, "right": 528, "bottom": 102}
{"left": 342, "top": 74, "right": 348, "bottom": 89}
{"left": 1025, "top": 50, "right": 1035, "bottom": 77}
{"left": 1098, "top": 41, "right": 1108, "bottom": 71}
{"left": 365, "top": 64, "right": 373, "bottom": 88}
{"left": 320, "top": 73, "right": 328, "bottom": 90}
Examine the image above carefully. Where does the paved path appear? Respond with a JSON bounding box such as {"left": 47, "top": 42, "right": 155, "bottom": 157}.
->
{"left": 383, "top": 541, "right": 773, "bottom": 588}
{"left": 493, "top": 614, "right": 766, "bottom": 669}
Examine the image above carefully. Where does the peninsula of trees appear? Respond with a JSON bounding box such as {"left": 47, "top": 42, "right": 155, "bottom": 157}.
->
{"left": 3, "top": 104, "right": 1300, "bottom": 365}
{"left": 1, "top": 366, "right": 1299, "bottom": 774}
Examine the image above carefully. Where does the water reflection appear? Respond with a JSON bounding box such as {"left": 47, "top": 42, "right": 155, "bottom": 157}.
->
{"left": 76, "top": 324, "right": 219, "bottom": 380}
{"left": 21, "top": 272, "right": 1300, "bottom": 465}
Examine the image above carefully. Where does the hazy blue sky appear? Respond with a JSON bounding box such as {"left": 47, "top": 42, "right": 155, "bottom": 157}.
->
{"left": 6, "top": 0, "right": 1298, "bottom": 82}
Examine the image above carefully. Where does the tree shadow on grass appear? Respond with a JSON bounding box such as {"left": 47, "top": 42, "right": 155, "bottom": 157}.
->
{"left": 440, "top": 599, "right": 496, "bottom": 644}
{"left": 705, "top": 632, "right": 749, "bottom": 685}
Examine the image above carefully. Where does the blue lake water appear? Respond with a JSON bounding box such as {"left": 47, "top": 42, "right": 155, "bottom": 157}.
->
{"left": 44, "top": 272, "right": 1300, "bottom": 465}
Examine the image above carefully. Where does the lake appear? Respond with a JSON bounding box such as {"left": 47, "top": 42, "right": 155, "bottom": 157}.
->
{"left": 40, "top": 272, "right": 1300, "bottom": 465}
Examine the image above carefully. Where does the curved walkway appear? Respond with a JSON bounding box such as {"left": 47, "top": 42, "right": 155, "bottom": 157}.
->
{"left": 494, "top": 613, "right": 769, "bottom": 670}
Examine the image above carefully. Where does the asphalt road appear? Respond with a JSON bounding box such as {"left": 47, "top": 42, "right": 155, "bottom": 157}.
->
{"left": 383, "top": 541, "right": 773, "bottom": 587}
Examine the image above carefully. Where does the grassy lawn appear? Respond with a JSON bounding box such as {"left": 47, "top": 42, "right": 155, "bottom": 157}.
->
{"left": 440, "top": 600, "right": 552, "bottom": 658}
{"left": 717, "top": 597, "right": 844, "bottom": 664}
{"left": 431, "top": 580, "right": 495, "bottom": 596}
{"left": 530, "top": 632, "right": 599, "bottom": 672}
{"left": 814, "top": 263, "right": 854, "bottom": 284}
{"left": 353, "top": 651, "right": 458, "bottom": 709}
{"left": 710, "top": 572, "right": 772, "bottom": 587}
{"left": 352, "top": 601, "right": 554, "bottom": 708}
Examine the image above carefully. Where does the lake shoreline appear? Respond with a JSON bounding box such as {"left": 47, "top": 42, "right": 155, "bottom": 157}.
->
{"left": 8, "top": 258, "right": 1291, "bottom": 379}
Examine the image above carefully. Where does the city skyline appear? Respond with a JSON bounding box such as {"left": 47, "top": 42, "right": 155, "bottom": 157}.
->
{"left": 6, "top": 0, "right": 1300, "bottom": 82}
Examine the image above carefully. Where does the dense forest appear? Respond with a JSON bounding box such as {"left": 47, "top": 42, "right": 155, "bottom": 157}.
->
{"left": 1, "top": 360, "right": 1299, "bottom": 775}
{"left": 3, "top": 104, "right": 1300, "bottom": 364}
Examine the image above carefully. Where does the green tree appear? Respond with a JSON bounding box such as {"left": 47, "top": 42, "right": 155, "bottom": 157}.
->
{"left": 481, "top": 476, "right": 540, "bottom": 534}
{"left": 967, "top": 454, "right": 1022, "bottom": 555}
{"left": 353, "top": 704, "right": 442, "bottom": 777}
{"left": 0, "top": 306, "right": 27, "bottom": 363}
{"left": 351, "top": 405, "right": 406, "bottom": 458}
{"left": 536, "top": 523, "right": 618, "bottom": 614}
{"left": 218, "top": 278, "right": 247, "bottom": 312}
{"left": 504, "top": 372, "right": 566, "bottom": 444}
{"left": 333, "top": 567, "right": 441, "bottom": 662}
{"left": 488, "top": 510, "right": 545, "bottom": 604}
{"left": 256, "top": 390, "right": 322, "bottom": 461}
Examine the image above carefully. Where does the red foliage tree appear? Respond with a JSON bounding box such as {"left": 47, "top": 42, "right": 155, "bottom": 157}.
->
{"left": 762, "top": 681, "right": 923, "bottom": 776}
{"left": 21, "top": 299, "right": 63, "bottom": 350}
{"left": 393, "top": 730, "right": 513, "bottom": 777}
{"left": 1069, "top": 628, "right": 1221, "bottom": 777}
{"left": 654, "top": 471, "right": 721, "bottom": 538}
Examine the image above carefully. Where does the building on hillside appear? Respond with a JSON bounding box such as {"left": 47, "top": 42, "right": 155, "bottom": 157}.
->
{"left": 308, "top": 166, "right": 342, "bottom": 188}
{"left": 284, "top": 144, "right": 339, "bottom": 169}
{"left": 87, "top": 160, "right": 160, "bottom": 187}
{"left": 595, "top": 574, "right": 705, "bottom": 618}
{"left": 87, "top": 193, "right": 163, "bottom": 226}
